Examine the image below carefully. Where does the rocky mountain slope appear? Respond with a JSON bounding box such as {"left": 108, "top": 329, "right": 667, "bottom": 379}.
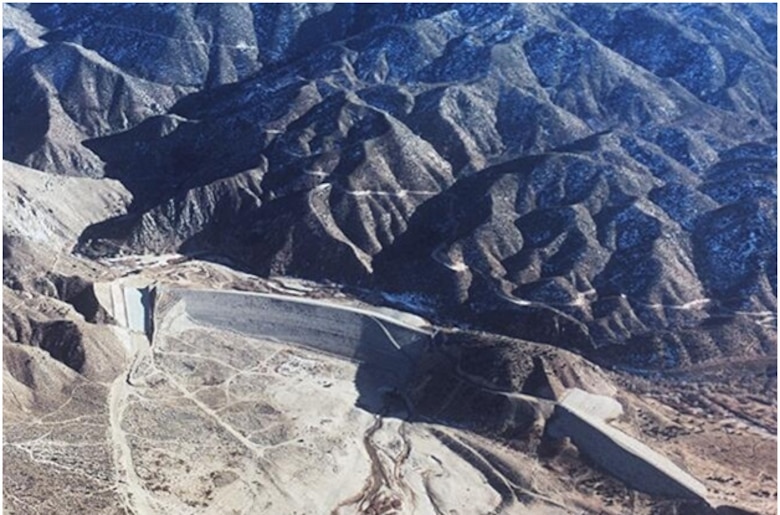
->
{"left": 2, "top": 4, "right": 777, "bottom": 514}
{"left": 5, "top": 4, "right": 777, "bottom": 369}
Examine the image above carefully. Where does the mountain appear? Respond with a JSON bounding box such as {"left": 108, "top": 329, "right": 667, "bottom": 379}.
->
{"left": 2, "top": 4, "right": 777, "bottom": 514}
{"left": 8, "top": 3, "right": 770, "bottom": 368}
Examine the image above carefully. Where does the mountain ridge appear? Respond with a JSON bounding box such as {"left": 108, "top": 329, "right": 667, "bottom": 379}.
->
{"left": 4, "top": 3, "right": 776, "bottom": 369}
{"left": 2, "top": 4, "right": 777, "bottom": 514}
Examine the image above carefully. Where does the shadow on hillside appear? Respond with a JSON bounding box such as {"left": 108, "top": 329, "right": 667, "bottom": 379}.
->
{"left": 351, "top": 317, "right": 429, "bottom": 418}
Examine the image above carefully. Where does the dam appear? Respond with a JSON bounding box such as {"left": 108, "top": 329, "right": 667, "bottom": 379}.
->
{"left": 99, "top": 281, "right": 712, "bottom": 505}
{"left": 158, "top": 286, "right": 433, "bottom": 386}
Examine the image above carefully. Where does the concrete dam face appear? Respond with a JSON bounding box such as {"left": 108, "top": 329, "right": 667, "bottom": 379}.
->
{"left": 160, "top": 287, "right": 432, "bottom": 390}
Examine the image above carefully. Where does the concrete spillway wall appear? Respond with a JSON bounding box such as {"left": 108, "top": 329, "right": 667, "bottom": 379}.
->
{"left": 547, "top": 389, "right": 708, "bottom": 501}
{"left": 123, "top": 287, "right": 146, "bottom": 333}
{"left": 94, "top": 281, "right": 155, "bottom": 340}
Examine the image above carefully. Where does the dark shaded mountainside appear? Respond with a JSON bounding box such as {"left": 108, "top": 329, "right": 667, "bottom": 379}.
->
{"left": 4, "top": 3, "right": 777, "bottom": 369}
